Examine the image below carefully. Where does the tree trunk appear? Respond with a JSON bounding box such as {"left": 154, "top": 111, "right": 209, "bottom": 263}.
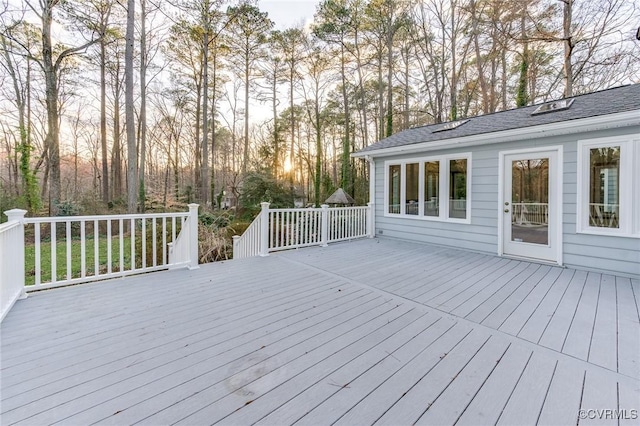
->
{"left": 242, "top": 44, "right": 250, "bottom": 175}
{"left": 100, "top": 38, "right": 109, "bottom": 204}
{"left": 385, "top": 31, "right": 393, "bottom": 137}
{"left": 112, "top": 90, "right": 122, "bottom": 198}
{"left": 201, "top": 27, "right": 209, "bottom": 204}
{"left": 469, "top": 0, "right": 490, "bottom": 113}
{"left": 340, "top": 43, "right": 351, "bottom": 195}
{"left": 41, "top": 3, "right": 61, "bottom": 215}
{"left": 138, "top": 0, "right": 147, "bottom": 212}
{"left": 450, "top": 0, "right": 457, "bottom": 120}
{"left": 125, "top": 0, "right": 137, "bottom": 213}
{"left": 562, "top": 0, "right": 573, "bottom": 97}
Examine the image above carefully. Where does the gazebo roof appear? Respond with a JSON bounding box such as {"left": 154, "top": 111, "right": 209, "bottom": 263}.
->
{"left": 325, "top": 188, "right": 355, "bottom": 205}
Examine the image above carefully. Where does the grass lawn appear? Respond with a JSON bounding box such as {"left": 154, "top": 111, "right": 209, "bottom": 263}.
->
{"left": 24, "top": 235, "right": 152, "bottom": 286}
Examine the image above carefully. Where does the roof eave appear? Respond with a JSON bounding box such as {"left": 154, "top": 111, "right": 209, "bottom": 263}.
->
{"left": 352, "top": 110, "right": 640, "bottom": 159}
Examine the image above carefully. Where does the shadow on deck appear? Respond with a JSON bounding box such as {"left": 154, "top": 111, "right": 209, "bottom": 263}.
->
{"left": 1, "top": 238, "right": 639, "bottom": 425}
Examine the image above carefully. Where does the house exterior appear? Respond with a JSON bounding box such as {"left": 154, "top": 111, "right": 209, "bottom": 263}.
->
{"left": 353, "top": 84, "right": 640, "bottom": 278}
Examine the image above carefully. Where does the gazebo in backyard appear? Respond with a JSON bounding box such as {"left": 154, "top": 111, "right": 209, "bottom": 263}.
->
{"left": 324, "top": 188, "right": 355, "bottom": 206}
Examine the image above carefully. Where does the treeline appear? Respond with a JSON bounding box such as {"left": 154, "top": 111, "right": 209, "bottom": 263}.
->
{"left": 0, "top": 0, "right": 637, "bottom": 216}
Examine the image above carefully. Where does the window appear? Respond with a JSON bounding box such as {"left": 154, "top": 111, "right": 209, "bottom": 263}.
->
{"left": 449, "top": 159, "right": 467, "bottom": 219}
{"left": 406, "top": 163, "right": 419, "bottom": 215}
{"left": 389, "top": 164, "right": 400, "bottom": 214}
{"left": 385, "top": 154, "right": 471, "bottom": 223}
{"left": 589, "top": 147, "right": 619, "bottom": 228}
{"left": 578, "top": 137, "right": 639, "bottom": 237}
{"left": 424, "top": 161, "right": 439, "bottom": 217}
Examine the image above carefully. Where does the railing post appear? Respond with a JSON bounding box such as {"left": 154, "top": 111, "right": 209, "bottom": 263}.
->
{"left": 367, "top": 202, "right": 375, "bottom": 238}
{"left": 320, "top": 204, "right": 329, "bottom": 247}
{"left": 259, "top": 202, "right": 270, "bottom": 257}
{"left": 232, "top": 235, "right": 240, "bottom": 259}
{"left": 4, "top": 209, "right": 27, "bottom": 300}
{"left": 187, "top": 203, "right": 199, "bottom": 269}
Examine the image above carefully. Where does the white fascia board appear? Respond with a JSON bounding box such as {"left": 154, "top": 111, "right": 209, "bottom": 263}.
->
{"left": 352, "top": 110, "right": 640, "bottom": 159}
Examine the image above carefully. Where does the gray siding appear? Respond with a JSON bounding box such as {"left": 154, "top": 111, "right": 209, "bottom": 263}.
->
{"left": 374, "top": 126, "right": 640, "bottom": 278}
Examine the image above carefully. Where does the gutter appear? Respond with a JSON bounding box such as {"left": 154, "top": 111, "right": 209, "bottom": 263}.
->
{"left": 351, "top": 110, "right": 640, "bottom": 159}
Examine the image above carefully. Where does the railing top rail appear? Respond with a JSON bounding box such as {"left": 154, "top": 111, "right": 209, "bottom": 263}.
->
{"left": 0, "top": 221, "right": 22, "bottom": 233}
{"left": 24, "top": 211, "right": 189, "bottom": 224}
{"left": 268, "top": 206, "right": 368, "bottom": 213}
{"left": 328, "top": 206, "right": 369, "bottom": 210}
{"left": 511, "top": 202, "right": 549, "bottom": 205}
{"left": 268, "top": 207, "right": 324, "bottom": 213}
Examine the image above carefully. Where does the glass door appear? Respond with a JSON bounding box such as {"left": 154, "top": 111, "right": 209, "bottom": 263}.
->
{"left": 503, "top": 150, "right": 558, "bottom": 262}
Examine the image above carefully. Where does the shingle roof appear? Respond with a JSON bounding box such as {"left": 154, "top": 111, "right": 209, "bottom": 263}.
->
{"left": 357, "top": 84, "right": 640, "bottom": 154}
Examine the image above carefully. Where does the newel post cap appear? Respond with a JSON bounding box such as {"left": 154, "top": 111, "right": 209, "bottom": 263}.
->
{"left": 4, "top": 209, "right": 27, "bottom": 222}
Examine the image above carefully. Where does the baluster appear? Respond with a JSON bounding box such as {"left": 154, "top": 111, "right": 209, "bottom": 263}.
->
{"left": 50, "top": 222, "right": 56, "bottom": 284}
{"left": 66, "top": 221, "right": 72, "bottom": 281}
{"left": 119, "top": 219, "right": 124, "bottom": 272}
{"left": 162, "top": 217, "right": 167, "bottom": 265}
{"left": 172, "top": 217, "right": 176, "bottom": 242}
{"left": 35, "top": 223, "right": 41, "bottom": 286}
{"left": 142, "top": 218, "right": 146, "bottom": 269}
{"left": 276, "top": 211, "right": 281, "bottom": 248}
{"left": 131, "top": 218, "right": 136, "bottom": 271}
{"left": 81, "top": 220, "right": 86, "bottom": 277}
{"left": 94, "top": 220, "right": 99, "bottom": 276}
{"left": 107, "top": 219, "right": 112, "bottom": 274}
{"left": 152, "top": 217, "right": 157, "bottom": 267}
{"left": 302, "top": 210, "right": 306, "bottom": 245}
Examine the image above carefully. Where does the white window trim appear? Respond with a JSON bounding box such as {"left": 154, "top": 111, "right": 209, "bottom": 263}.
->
{"left": 384, "top": 153, "right": 472, "bottom": 224}
{"left": 576, "top": 136, "right": 640, "bottom": 238}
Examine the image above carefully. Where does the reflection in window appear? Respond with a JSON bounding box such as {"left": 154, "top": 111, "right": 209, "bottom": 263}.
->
{"left": 449, "top": 159, "right": 467, "bottom": 219}
{"left": 389, "top": 164, "right": 401, "bottom": 214}
{"left": 589, "top": 147, "right": 620, "bottom": 228}
{"left": 424, "top": 161, "right": 439, "bottom": 216}
{"left": 405, "top": 163, "right": 419, "bottom": 215}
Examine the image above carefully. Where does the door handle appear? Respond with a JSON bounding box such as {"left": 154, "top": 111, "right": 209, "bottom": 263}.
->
{"left": 504, "top": 209, "right": 509, "bottom": 213}
{"left": 504, "top": 202, "right": 509, "bottom": 206}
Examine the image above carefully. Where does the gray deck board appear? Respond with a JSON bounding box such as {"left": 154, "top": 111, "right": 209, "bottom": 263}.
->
{"left": 588, "top": 274, "right": 618, "bottom": 372}
{"left": 536, "top": 359, "right": 584, "bottom": 426}
{"left": 498, "top": 267, "right": 566, "bottom": 335}
{"left": 2, "top": 238, "right": 638, "bottom": 425}
{"left": 496, "top": 351, "right": 557, "bottom": 425}
{"left": 256, "top": 315, "right": 456, "bottom": 425}
{"left": 481, "top": 265, "right": 557, "bottom": 329}
{"left": 455, "top": 344, "right": 533, "bottom": 426}
{"left": 579, "top": 369, "right": 620, "bottom": 425}
{"left": 562, "top": 272, "right": 601, "bottom": 359}
{"left": 617, "top": 276, "right": 640, "bottom": 378}
{"left": 538, "top": 270, "right": 588, "bottom": 350}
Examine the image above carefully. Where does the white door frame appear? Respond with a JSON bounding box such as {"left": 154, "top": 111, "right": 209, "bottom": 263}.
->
{"left": 498, "top": 146, "right": 563, "bottom": 265}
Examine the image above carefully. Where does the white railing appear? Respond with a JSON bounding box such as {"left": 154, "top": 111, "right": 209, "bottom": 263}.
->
{"left": 1, "top": 210, "right": 27, "bottom": 322}
{"left": 327, "top": 206, "right": 369, "bottom": 243}
{"left": 269, "top": 207, "right": 323, "bottom": 251}
{"left": 589, "top": 203, "right": 619, "bottom": 228}
{"left": 233, "top": 202, "right": 373, "bottom": 259}
{"left": 2, "top": 204, "right": 200, "bottom": 296}
{"left": 512, "top": 202, "right": 548, "bottom": 226}
{"left": 231, "top": 212, "right": 262, "bottom": 259}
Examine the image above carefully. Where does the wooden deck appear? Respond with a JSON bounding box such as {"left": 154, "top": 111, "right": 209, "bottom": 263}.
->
{"left": 1, "top": 238, "right": 639, "bottom": 425}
